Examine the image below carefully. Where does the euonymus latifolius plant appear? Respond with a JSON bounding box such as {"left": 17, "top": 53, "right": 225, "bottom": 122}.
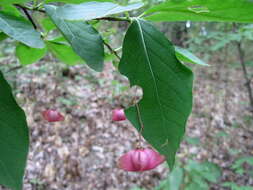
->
{"left": 1, "top": 0, "right": 253, "bottom": 189}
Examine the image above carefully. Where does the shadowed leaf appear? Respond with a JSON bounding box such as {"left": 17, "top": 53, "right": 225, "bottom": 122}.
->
{"left": 45, "top": 5, "right": 104, "bottom": 71}
{"left": 119, "top": 19, "right": 193, "bottom": 169}
{"left": 0, "top": 71, "right": 29, "bottom": 190}
{"left": 0, "top": 12, "right": 44, "bottom": 48}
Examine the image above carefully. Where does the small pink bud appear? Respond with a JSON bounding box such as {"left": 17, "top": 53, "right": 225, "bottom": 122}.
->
{"left": 42, "top": 109, "right": 65, "bottom": 122}
{"left": 118, "top": 148, "right": 165, "bottom": 172}
{"left": 112, "top": 108, "right": 126, "bottom": 121}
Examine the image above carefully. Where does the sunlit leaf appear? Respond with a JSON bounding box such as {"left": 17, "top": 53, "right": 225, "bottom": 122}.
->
{"left": 16, "top": 43, "right": 47, "bottom": 65}
{"left": 54, "top": 1, "right": 143, "bottom": 20}
{"left": 41, "top": 17, "right": 56, "bottom": 32}
{"left": 45, "top": 0, "right": 113, "bottom": 3}
{"left": 46, "top": 41, "right": 83, "bottom": 65}
{"left": 145, "top": 0, "right": 253, "bottom": 23}
{"left": 1, "top": 4, "right": 21, "bottom": 17}
{"left": 0, "top": 0, "right": 28, "bottom": 5}
{"left": 175, "top": 46, "right": 209, "bottom": 66}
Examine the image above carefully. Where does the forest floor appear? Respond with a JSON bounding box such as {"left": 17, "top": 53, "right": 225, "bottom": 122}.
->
{"left": 0, "top": 55, "right": 253, "bottom": 190}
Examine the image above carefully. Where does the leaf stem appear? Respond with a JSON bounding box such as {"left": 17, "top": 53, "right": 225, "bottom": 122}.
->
{"left": 137, "top": 12, "right": 146, "bottom": 18}
{"left": 135, "top": 103, "right": 144, "bottom": 147}
{"left": 15, "top": 4, "right": 38, "bottom": 29}
{"left": 103, "top": 41, "right": 121, "bottom": 60}
{"left": 115, "top": 46, "right": 122, "bottom": 52}
{"left": 133, "top": 87, "right": 145, "bottom": 148}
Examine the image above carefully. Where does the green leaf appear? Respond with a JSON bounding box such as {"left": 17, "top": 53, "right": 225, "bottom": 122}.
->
{"left": 232, "top": 156, "right": 253, "bottom": 170}
{"left": 0, "top": 71, "right": 29, "bottom": 190}
{"left": 130, "top": 188, "right": 146, "bottom": 190}
{"left": 0, "top": 12, "right": 45, "bottom": 48}
{"left": 186, "top": 160, "right": 221, "bottom": 183}
{"left": 0, "top": 32, "right": 8, "bottom": 41}
{"left": 185, "top": 136, "right": 200, "bottom": 145}
{"left": 41, "top": 17, "right": 56, "bottom": 32}
{"left": 49, "top": 35, "right": 68, "bottom": 44}
{"left": 222, "top": 182, "right": 253, "bottom": 190}
{"left": 175, "top": 47, "right": 209, "bottom": 66}
{"left": 45, "top": 0, "right": 113, "bottom": 3}
{"left": 45, "top": 5, "right": 104, "bottom": 71}
{"left": 46, "top": 41, "right": 83, "bottom": 65}
{"left": 119, "top": 19, "right": 193, "bottom": 169}
{"left": 199, "top": 162, "right": 221, "bottom": 183}
{"left": 0, "top": 0, "right": 28, "bottom": 5}
{"left": 154, "top": 180, "right": 169, "bottom": 190}
{"left": 54, "top": 1, "right": 144, "bottom": 20}
{"left": 168, "top": 167, "right": 184, "bottom": 190}
{"left": 222, "top": 182, "right": 239, "bottom": 190}
{"left": 185, "top": 183, "right": 203, "bottom": 190}
{"left": 1, "top": 4, "right": 21, "bottom": 17}
{"left": 144, "top": 0, "right": 253, "bottom": 23}
{"left": 16, "top": 43, "right": 47, "bottom": 65}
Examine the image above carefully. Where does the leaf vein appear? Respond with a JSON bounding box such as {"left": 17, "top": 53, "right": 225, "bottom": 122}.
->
{"left": 136, "top": 19, "right": 167, "bottom": 137}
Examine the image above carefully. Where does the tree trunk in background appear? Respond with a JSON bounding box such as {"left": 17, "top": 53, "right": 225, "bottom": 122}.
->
{"left": 236, "top": 41, "right": 253, "bottom": 115}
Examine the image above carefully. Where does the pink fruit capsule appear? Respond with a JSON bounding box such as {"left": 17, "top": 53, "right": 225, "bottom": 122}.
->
{"left": 118, "top": 148, "right": 165, "bottom": 172}
{"left": 112, "top": 108, "right": 126, "bottom": 121}
{"left": 42, "top": 109, "right": 65, "bottom": 122}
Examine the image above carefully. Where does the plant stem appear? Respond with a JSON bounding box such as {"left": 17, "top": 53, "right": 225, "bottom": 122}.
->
{"left": 138, "top": 12, "right": 145, "bottom": 18}
{"left": 103, "top": 41, "right": 121, "bottom": 60}
{"left": 233, "top": 23, "right": 253, "bottom": 114}
{"left": 132, "top": 87, "right": 145, "bottom": 148}
{"left": 15, "top": 4, "right": 38, "bottom": 29}
{"left": 7, "top": 65, "right": 23, "bottom": 73}
{"left": 115, "top": 47, "right": 122, "bottom": 52}
{"left": 135, "top": 103, "right": 144, "bottom": 147}
{"left": 15, "top": 4, "right": 45, "bottom": 13}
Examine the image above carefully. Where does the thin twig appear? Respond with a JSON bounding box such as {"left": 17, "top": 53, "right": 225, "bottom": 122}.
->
{"left": 103, "top": 41, "right": 121, "bottom": 60}
{"left": 95, "top": 16, "right": 130, "bottom": 22}
{"left": 14, "top": 4, "right": 45, "bottom": 13}
{"left": 15, "top": 4, "right": 130, "bottom": 22}
{"left": 6, "top": 65, "right": 23, "bottom": 73}
{"left": 14, "top": 4, "right": 131, "bottom": 24}
{"left": 233, "top": 23, "right": 253, "bottom": 114}
{"left": 15, "top": 4, "right": 38, "bottom": 29}
{"left": 237, "top": 42, "right": 253, "bottom": 112}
